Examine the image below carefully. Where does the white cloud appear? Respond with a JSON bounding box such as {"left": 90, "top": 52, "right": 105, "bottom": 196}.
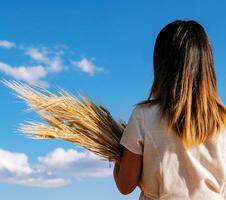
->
{"left": 0, "top": 149, "right": 33, "bottom": 175}
{"left": 38, "top": 148, "right": 112, "bottom": 180}
{"left": 0, "top": 148, "right": 68, "bottom": 188}
{"left": 47, "top": 56, "right": 63, "bottom": 73}
{"left": 3, "top": 177, "right": 70, "bottom": 188}
{"left": 72, "top": 57, "right": 104, "bottom": 75}
{"left": 25, "top": 47, "right": 63, "bottom": 73}
{"left": 38, "top": 148, "right": 86, "bottom": 168}
{"left": 0, "top": 62, "right": 48, "bottom": 87}
{"left": 0, "top": 40, "right": 15, "bottom": 48}
{"left": 0, "top": 41, "right": 106, "bottom": 86}
{"left": 25, "top": 48, "right": 49, "bottom": 63}
{"left": 0, "top": 148, "right": 113, "bottom": 188}
{"left": 0, "top": 45, "right": 63, "bottom": 87}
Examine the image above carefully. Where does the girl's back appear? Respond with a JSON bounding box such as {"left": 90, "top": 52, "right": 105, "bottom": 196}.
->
{"left": 120, "top": 103, "right": 226, "bottom": 199}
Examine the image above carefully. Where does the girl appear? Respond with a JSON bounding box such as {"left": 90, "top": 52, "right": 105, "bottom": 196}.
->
{"left": 113, "top": 19, "right": 226, "bottom": 199}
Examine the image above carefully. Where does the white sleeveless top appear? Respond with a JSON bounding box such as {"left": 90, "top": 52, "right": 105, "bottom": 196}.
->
{"left": 120, "top": 103, "right": 226, "bottom": 200}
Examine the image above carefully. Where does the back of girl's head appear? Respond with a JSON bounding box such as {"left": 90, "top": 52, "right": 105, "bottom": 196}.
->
{"left": 137, "top": 19, "right": 226, "bottom": 149}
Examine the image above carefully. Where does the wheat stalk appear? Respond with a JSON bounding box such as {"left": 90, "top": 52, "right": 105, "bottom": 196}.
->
{"left": 1, "top": 79, "right": 126, "bottom": 163}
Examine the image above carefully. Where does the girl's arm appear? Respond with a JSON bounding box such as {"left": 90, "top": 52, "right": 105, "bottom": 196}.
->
{"left": 113, "top": 146, "right": 143, "bottom": 195}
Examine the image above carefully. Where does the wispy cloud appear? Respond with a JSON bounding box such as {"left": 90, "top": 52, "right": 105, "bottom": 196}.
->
{"left": 0, "top": 40, "right": 15, "bottom": 49}
{"left": 0, "top": 43, "right": 64, "bottom": 87}
{"left": 25, "top": 48, "right": 49, "bottom": 63}
{"left": 72, "top": 57, "right": 104, "bottom": 76}
{"left": 0, "top": 148, "right": 112, "bottom": 188}
{"left": 25, "top": 47, "right": 63, "bottom": 73}
{"left": 0, "top": 40, "right": 106, "bottom": 86}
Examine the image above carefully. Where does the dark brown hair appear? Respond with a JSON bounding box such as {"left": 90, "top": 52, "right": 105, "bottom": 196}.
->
{"left": 136, "top": 19, "right": 226, "bottom": 149}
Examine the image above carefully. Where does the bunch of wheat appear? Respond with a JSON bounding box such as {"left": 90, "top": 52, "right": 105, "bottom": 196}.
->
{"left": 2, "top": 79, "right": 126, "bottom": 163}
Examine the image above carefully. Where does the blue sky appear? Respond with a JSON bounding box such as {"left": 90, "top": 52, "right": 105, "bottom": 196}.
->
{"left": 0, "top": 1, "right": 226, "bottom": 199}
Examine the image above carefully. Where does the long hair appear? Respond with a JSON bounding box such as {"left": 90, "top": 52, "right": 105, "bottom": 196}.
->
{"left": 136, "top": 19, "right": 226, "bottom": 149}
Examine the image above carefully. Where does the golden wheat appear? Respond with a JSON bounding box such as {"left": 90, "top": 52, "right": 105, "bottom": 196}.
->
{"left": 1, "top": 79, "right": 126, "bottom": 163}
